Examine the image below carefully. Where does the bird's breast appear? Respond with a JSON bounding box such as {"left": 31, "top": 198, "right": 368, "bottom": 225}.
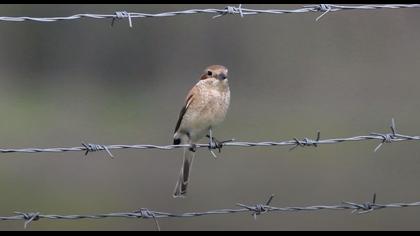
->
{"left": 198, "top": 88, "right": 230, "bottom": 126}
{"left": 179, "top": 86, "right": 230, "bottom": 142}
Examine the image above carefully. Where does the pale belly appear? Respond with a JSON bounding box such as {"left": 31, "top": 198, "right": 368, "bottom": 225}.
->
{"left": 178, "top": 91, "right": 230, "bottom": 142}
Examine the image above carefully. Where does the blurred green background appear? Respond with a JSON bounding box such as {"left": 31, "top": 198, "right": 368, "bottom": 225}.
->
{"left": 1, "top": 4, "right": 420, "bottom": 230}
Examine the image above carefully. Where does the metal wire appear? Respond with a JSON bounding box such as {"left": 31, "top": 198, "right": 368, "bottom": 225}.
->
{"left": 2, "top": 194, "right": 420, "bottom": 230}
{"left": 0, "top": 4, "right": 419, "bottom": 27}
{"left": 0, "top": 119, "right": 417, "bottom": 157}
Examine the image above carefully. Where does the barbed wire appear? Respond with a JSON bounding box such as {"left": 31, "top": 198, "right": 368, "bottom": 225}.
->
{"left": 2, "top": 193, "right": 420, "bottom": 230}
{"left": 0, "top": 4, "right": 420, "bottom": 27}
{"left": 0, "top": 119, "right": 418, "bottom": 158}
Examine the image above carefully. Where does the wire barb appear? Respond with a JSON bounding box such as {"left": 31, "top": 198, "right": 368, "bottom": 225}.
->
{"left": 213, "top": 4, "right": 244, "bottom": 19}
{"left": 111, "top": 11, "right": 133, "bottom": 28}
{"left": 14, "top": 212, "right": 40, "bottom": 229}
{"left": 134, "top": 208, "right": 161, "bottom": 231}
{"left": 370, "top": 118, "right": 411, "bottom": 152}
{"left": 290, "top": 130, "right": 321, "bottom": 151}
{"left": 237, "top": 194, "right": 275, "bottom": 220}
{"left": 206, "top": 134, "right": 235, "bottom": 158}
{"left": 343, "top": 193, "right": 378, "bottom": 214}
{"left": 311, "top": 4, "right": 333, "bottom": 21}
{"left": 82, "top": 143, "right": 114, "bottom": 158}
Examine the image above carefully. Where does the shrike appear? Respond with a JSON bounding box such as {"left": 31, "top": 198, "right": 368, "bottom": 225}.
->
{"left": 173, "top": 65, "right": 231, "bottom": 198}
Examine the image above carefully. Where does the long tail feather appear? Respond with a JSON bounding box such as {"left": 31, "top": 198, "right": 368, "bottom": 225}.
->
{"left": 173, "top": 148, "right": 195, "bottom": 198}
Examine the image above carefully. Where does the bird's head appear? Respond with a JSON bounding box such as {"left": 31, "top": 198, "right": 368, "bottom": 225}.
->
{"left": 200, "top": 65, "right": 228, "bottom": 82}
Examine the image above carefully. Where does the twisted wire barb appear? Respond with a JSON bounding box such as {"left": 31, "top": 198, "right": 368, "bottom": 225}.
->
{"left": 82, "top": 143, "right": 114, "bottom": 158}
{"left": 0, "top": 119, "right": 417, "bottom": 156}
{"left": 2, "top": 194, "right": 420, "bottom": 229}
{"left": 0, "top": 4, "right": 419, "bottom": 26}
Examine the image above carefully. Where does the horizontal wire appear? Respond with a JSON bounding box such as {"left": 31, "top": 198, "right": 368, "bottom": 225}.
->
{"left": 0, "top": 4, "right": 419, "bottom": 27}
{"left": 2, "top": 194, "right": 420, "bottom": 230}
{"left": 0, "top": 119, "right": 416, "bottom": 156}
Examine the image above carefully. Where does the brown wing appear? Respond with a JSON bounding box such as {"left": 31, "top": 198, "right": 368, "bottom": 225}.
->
{"left": 174, "top": 101, "right": 189, "bottom": 133}
{"left": 174, "top": 87, "right": 196, "bottom": 134}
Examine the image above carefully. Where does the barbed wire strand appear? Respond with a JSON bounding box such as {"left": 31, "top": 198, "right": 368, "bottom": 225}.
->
{"left": 2, "top": 194, "right": 420, "bottom": 230}
{"left": 0, "top": 119, "right": 418, "bottom": 157}
{"left": 0, "top": 4, "right": 420, "bottom": 27}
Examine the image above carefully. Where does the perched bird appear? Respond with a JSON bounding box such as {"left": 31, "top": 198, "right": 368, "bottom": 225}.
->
{"left": 173, "top": 65, "right": 231, "bottom": 198}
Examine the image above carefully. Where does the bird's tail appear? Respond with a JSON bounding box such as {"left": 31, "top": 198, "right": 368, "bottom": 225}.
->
{"left": 173, "top": 148, "right": 195, "bottom": 198}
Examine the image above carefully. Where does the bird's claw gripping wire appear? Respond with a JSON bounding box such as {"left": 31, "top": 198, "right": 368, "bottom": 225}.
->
{"left": 188, "top": 143, "right": 197, "bottom": 152}
{"left": 205, "top": 134, "right": 235, "bottom": 158}
{"left": 206, "top": 134, "right": 223, "bottom": 151}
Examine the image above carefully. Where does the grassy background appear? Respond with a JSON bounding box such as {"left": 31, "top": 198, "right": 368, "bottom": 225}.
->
{"left": 0, "top": 4, "right": 420, "bottom": 230}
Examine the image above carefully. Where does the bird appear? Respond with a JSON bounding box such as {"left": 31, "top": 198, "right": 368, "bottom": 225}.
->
{"left": 172, "top": 65, "right": 231, "bottom": 198}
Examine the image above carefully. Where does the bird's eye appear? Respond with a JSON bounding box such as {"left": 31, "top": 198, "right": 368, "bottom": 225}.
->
{"left": 207, "top": 71, "right": 213, "bottom": 76}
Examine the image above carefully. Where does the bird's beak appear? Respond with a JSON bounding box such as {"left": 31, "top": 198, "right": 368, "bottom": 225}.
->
{"left": 218, "top": 73, "right": 227, "bottom": 80}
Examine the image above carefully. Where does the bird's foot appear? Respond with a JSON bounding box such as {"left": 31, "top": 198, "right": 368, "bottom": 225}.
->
{"left": 206, "top": 135, "right": 223, "bottom": 152}
{"left": 206, "top": 135, "right": 235, "bottom": 158}
{"left": 188, "top": 143, "right": 197, "bottom": 152}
